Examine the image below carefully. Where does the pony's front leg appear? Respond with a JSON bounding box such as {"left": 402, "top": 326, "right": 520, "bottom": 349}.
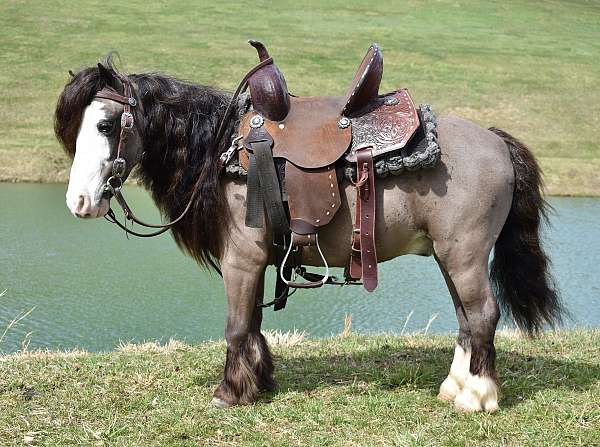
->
{"left": 212, "top": 262, "right": 275, "bottom": 407}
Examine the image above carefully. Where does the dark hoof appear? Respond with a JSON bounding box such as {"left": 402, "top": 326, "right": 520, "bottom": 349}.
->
{"left": 211, "top": 397, "right": 233, "bottom": 408}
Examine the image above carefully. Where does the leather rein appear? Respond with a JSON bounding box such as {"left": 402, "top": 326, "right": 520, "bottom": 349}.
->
{"left": 97, "top": 58, "right": 274, "bottom": 240}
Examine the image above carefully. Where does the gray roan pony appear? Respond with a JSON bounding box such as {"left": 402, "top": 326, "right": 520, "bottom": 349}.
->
{"left": 55, "top": 55, "right": 562, "bottom": 412}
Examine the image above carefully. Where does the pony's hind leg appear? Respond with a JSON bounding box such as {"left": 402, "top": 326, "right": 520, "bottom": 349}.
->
{"left": 212, "top": 266, "right": 275, "bottom": 407}
{"left": 436, "top": 256, "right": 472, "bottom": 402}
{"left": 435, "top": 243, "right": 501, "bottom": 413}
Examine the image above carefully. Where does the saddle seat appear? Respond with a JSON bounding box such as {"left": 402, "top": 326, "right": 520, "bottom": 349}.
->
{"left": 240, "top": 96, "right": 351, "bottom": 169}
{"left": 238, "top": 89, "right": 419, "bottom": 169}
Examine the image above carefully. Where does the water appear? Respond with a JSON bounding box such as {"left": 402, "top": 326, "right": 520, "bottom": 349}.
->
{"left": 0, "top": 184, "right": 598, "bottom": 353}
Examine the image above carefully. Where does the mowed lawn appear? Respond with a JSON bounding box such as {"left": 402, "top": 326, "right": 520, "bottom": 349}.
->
{"left": 0, "top": 0, "right": 599, "bottom": 194}
{"left": 1, "top": 331, "right": 599, "bottom": 446}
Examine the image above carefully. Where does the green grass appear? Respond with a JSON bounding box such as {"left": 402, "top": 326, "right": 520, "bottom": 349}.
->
{"left": 1, "top": 330, "right": 599, "bottom": 446}
{"left": 0, "top": 0, "right": 599, "bottom": 194}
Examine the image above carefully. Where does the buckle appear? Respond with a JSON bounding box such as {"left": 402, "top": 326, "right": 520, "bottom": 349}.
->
{"left": 112, "top": 157, "right": 126, "bottom": 177}
{"left": 219, "top": 135, "right": 243, "bottom": 167}
{"left": 105, "top": 175, "right": 123, "bottom": 193}
{"left": 121, "top": 112, "right": 134, "bottom": 129}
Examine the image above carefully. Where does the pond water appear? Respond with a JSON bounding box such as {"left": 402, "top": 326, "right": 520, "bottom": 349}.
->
{"left": 0, "top": 183, "right": 598, "bottom": 353}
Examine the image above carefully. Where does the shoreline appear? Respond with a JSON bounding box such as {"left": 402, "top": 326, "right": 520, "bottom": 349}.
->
{"left": 1, "top": 327, "right": 596, "bottom": 359}
{"left": 2, "top": 150, "right": 598, "bottom": 197}
{"left": 2, "top": 178, "right": 598, "bottom": 198}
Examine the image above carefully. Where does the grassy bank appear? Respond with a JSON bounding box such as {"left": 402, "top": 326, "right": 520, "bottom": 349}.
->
{"left": 1, "top": 0, "right": 599, "bottom": 195}
{"left": 1, "top": 330, "right": 599, "bottom": 446}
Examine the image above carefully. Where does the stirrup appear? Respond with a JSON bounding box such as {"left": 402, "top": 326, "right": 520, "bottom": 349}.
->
{"left": 279, "top": 233, "right": 329, "bottom": 289}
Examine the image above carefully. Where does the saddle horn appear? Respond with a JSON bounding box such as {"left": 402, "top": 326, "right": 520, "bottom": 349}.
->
{"left": 246, "top": 40, "right": 290, "bottom": 121}
{"left": 248, "top": 40, "right": 270, "bottom": 62}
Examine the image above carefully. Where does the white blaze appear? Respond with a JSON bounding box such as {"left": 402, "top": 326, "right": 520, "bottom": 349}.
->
{"left": 66, "top": 101, "right": 111, "bottom": 217}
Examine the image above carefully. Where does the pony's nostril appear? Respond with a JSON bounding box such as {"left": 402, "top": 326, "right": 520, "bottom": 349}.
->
{"left": 74, "top": 195, "right": 86, "bottom": 213}
{"left": 70, "top": 193, "right": 102, "bottom": 218}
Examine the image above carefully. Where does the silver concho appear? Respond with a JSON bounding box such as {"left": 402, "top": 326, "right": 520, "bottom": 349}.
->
{"left": 249, "top": 114, "right": 264, "bottom": 128}
{"left": 384, "top": 96, "right": 399, "bottom": 106}
{"left": 338, "top": 117, "right": 351, "bottom": 129}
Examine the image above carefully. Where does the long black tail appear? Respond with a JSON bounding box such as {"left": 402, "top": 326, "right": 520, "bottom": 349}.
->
{"left": 489, "top": 127, "right": 564, "bottom": 334}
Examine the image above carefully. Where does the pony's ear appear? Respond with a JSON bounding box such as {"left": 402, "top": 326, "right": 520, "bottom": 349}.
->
{"left": 97, "top": 63, "right": 123, "bottom": 92}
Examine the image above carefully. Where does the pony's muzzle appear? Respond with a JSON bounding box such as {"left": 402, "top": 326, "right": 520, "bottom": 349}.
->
{"left": 68, "top": 193, "right": 109, "bottom": 219}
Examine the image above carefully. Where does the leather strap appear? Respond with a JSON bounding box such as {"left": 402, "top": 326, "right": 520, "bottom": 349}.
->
{"left": 273, "top": 237, "right": 292, "bottom": 311}
{"left": 95, "top": 87, "right": 136, "bottom": 107}
{"left": 249, "top": 138, "right": 289, "bottom": 237}
{"left": 246, "top": 132, "right": 292, "bottom": 307}
{"left": 349, "top": 147, "right": 378, "bottom": 292}
{"left": 214, "top": 57, "right": 274, "bottom": 155}
{"left": 245, "top": 154, "right": 264, "bottom": 228}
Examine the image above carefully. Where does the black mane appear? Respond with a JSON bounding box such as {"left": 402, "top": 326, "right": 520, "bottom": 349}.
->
{"left": 55, "top": 55, "right": 237, "bottom": 268}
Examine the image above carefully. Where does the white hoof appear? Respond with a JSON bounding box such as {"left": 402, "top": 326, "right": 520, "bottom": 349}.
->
{"left": 454, "top": 374, "right": 499, "bottom": 413}
{"left": 438, "top": 376, "right": 461, "bottom": 401}
{"left": 454, "top": 386, "right": 482, "bottom": 412}
{"left": 211, "top": 397, "right": 231, "bottom": 408}
{"left": 484, "top": 398, "right": 499, "bottom": 413}
{"left": 438, "top": 344, "right": 470, "bottom": 401}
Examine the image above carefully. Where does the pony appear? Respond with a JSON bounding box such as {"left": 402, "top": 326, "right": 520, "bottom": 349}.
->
{"left": 54, "top": 54, "right": 562, "bottom": 412}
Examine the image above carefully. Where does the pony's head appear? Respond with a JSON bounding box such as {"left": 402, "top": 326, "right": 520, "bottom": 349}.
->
{"left": 55, "top": 56, "right": 143, "bottom": 218}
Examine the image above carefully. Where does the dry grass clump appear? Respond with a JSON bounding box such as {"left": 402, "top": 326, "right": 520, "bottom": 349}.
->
{"left": 117, "top": 338, "right": 190, "bottom": 354}
{"left": 263, "top": 329, "right": 307, "bottom": 347}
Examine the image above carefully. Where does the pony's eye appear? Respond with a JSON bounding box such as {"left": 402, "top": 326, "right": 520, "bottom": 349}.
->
{"left": 97, "top": 120, "right": 114, "bottom": 135}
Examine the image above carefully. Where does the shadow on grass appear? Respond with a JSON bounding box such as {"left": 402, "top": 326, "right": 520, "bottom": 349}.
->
{"left": 265, "top": 344, "right": 600, "bottom": 409}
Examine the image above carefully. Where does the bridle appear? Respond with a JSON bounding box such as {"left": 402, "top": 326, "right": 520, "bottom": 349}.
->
{"left": 93, "top": 59, "right": 274, "bottom": 240}
{"left": 96, "top": 77, "right": 209, "bottom": 239}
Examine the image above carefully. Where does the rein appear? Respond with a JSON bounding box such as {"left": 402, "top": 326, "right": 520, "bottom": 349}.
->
{"left": 98, "top": 58, "right": 274, "bottom": 240}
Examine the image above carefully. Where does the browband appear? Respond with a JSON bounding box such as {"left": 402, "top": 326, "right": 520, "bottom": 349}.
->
{"left": 94, "top": 86, "right": 137, "bottom": 107}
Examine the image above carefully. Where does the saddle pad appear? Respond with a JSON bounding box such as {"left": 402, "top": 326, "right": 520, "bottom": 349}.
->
{"left": 345, "top": 89, "right": 420, "bottom": 162}
{"left": 239, "top": 96, "right": 352, "bottom": 169}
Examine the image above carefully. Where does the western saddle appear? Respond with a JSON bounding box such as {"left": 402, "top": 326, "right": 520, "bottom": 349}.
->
{"left": 223, "top": 41, "right": 423, "bottom": 309}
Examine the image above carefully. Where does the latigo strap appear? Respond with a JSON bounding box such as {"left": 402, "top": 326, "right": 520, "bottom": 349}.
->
{"left": 349, "top": 147, "right": 378, "bottom": 292}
